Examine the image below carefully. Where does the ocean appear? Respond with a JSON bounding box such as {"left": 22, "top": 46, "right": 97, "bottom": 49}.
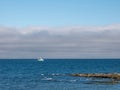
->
{"left": 0, "top": 59, "right": 120, "bottom": 90}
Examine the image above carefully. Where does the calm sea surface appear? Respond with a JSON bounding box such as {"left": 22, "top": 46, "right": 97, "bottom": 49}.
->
{"left": 0, "top": 59, "right": 120, "bottom": 90}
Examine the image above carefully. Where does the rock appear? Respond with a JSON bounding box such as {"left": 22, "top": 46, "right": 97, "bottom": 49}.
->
{"left": 70, "top": 73, "right": 120, "bottom": 80}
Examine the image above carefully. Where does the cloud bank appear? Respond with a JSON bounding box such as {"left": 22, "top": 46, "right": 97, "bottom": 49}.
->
{"left": 0, "top": 24, "right": 120, "bottom": 59}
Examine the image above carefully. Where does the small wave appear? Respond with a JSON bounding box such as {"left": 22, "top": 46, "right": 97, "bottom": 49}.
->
{"left": 51, "top": 73, "right": 62, "bottom": 76}
{"left": 41, "top": 77, "right": 53, "bottom": 81}
{"left": 69, "top": 80, "right": 77, "bottom": 82}
{"left": 41, "top": 77, "right": 77, "bottom": 83}
{"left": 40, "top": 73, "right": 66, "bottom": 77}
{"left": 41, "top": 74, "right": 44, "bottom": 76}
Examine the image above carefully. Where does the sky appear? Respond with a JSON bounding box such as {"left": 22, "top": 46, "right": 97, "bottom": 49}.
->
{"left": 0, "top": 0, "right": 120, "bottom": 58}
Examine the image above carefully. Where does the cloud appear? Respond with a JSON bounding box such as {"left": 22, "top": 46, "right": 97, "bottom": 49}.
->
{"left": 0, "top": 24, "right": 120, "bottom": 58}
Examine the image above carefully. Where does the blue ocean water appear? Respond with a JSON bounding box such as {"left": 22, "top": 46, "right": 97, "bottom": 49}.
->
{"left": 0, "top": 59, "right": 120, "bottom": 90}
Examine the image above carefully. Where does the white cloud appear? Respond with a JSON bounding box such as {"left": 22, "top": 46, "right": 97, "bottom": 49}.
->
{"left": 0, "top": 24, "right": 120, "bottom": 58}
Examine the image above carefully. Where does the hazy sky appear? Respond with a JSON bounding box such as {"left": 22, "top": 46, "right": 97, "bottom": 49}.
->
{"left": 0, "top": 0, "right": 120, "bottom": 58}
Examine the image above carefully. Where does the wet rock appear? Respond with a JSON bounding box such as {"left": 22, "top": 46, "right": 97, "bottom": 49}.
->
{"left": 70, "top": 73, "right": 120, "bottom": 80}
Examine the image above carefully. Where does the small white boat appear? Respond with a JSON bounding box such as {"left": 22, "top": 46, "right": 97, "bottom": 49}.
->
{"left": 37, "top": 57, "right": 44, "bottom": 61}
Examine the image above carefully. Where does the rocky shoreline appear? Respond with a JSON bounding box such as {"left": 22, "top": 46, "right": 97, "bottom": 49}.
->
{"left": 70, "top": 73, "right": 120, "bottom": 80}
